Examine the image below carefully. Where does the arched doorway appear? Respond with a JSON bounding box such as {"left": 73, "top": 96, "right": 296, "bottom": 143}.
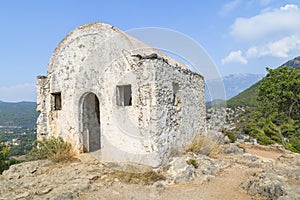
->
{"left": 82, "top": 93, "right": 101, "bottom": 152}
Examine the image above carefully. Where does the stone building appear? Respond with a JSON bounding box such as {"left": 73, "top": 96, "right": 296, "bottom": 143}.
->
{"left": 36, "top": 22, "right": 206, "bottom": 167}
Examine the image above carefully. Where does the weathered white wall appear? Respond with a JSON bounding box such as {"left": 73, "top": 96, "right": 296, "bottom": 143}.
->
{"left": 37, "top": 22, "right": 206, "bottom": 167}
{"left": 135, "top": 57, "right": 206, "bottom": 164}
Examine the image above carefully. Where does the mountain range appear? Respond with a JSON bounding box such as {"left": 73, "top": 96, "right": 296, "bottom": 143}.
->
{"left": 221, "top": 73, "right": 265, "bottom": 100}
{"left": 227, "top": 56, "right": 300, "bottom": 107}
{"left": 0, "top": 101, "right": 38, "bottom": 128}
{"left": 205, "top": 73, "right": 264, "bottom": 102}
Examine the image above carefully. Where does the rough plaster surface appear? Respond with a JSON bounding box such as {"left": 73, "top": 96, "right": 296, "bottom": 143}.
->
{"left": 36, "top": 22, "right": 206, "bottom": 167}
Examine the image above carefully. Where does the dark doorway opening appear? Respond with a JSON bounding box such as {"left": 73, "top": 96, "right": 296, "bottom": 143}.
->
{"left": 82, "top": 93, "right": 101, "bottom": 152}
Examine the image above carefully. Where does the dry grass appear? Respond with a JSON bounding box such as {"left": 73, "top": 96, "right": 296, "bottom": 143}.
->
{"left": 110, "top": 170, "right": 166, "bottom": 185}
{"left": 29, "top": 136, "right": 76, "bottom": 163}
{"left": 186, "top": 136, "right": 205, "bottom": 154}
{"left": 186, "top": 135, "right": 221, "bottom": 157}
{"left": 237, "top": 142, "right": 246, "bottom": 149}
{"left": 208, "top": 142, "right": 221, "bottom": 158}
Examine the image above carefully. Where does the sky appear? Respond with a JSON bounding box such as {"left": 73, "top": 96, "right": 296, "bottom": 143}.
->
{"left": 0, "top": 0, "right": 300, "bottom": 102}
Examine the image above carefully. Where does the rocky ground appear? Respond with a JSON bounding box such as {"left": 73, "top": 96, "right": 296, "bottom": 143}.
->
{"left": 1, "top": 143, "right": 299, "bottom": 200}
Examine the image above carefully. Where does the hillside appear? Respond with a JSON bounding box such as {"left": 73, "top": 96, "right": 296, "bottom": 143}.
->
{"left": 227, "top": 56, "right": 300, "bottom": 107}
{"left": 0, "top": 101, "right": 38, "bottom": 128}
{"left": 226, "top": 82, "right": 261, "bottom": 108}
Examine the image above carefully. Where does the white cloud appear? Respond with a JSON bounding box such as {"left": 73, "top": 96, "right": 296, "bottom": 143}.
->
{"left": 219, "top": 0, "right": 240, "bottom": 16}
{"left": 246, "top": 47, "right": 258, "bottom": 58}
{"left": 280, "top": 4, "right": 299, "bottom": 11}
{"left": 246, "top": 34, "right": 300, "bottom": 58}
{"left": 226, "top": 4, "right": 300, "bottom": 62}
{"left": 265, "top": 34, "right": 300, "bottom": 57}
{"left": 230, "top": 4, "right": 300, "bottom": 41}
{"left": 222, "top": 50, "right": 248, "bottom": 65}
{"left": 0, "top": 83, "right": 36, "bottom": 102}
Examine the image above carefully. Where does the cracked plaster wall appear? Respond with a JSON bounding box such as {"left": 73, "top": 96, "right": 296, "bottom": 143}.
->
{"left": 36, "top": 23, "right": 205, "bottom": 167}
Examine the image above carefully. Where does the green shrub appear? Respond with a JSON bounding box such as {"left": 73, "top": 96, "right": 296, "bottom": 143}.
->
{"left": 0, "top": 143, "right": 19, "bottom": 174}
{"left": 244, "top": 139, "right": 250, "bottom": 142}
{"left": 186, "top": 159, "right": 199, "bottom": 168}
{"left": 28, "top": 136, "right": 76, "bottom": 163}
{"left": 256, "top": 132, "right": 275, "bottom": 146}
{"left": 243, "top": 122, "right": 257, "bottom": 134}
{"left": 285, "top": 137, "right": 300, "bottom": 153}
{"left": 224, "top": 131, "right": 237, "bottom": 143}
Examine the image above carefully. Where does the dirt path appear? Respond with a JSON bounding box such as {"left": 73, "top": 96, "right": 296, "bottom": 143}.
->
{"left": 78, "top": 163, "right": 259, "bottom": 200}
{"left": 79, "top": 147, "right": 285, "bottom": 200}
{"left": 157, "top": 165, "right": 258, "bottom": 200}
{"left": 247, "top": 148, "right": 282, "bottom": 160}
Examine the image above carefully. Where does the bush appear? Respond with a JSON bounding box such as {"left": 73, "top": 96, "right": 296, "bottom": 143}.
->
{"left": 223, "top": 131, "right": 237, "bottom": 143}
{"left": 285, "top": 137, "right": 300, "bottom": 153}
{"left": 0, "top": 143, "right": 19, "bottom": 174}
{"left": 28, "top": 136, "right": 76, "bottom": 163}
{"left": 256, "top": 132, "right": 275, "bottom": 146}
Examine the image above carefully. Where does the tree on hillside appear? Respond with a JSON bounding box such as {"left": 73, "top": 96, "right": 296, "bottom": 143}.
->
{"left": 258, "top": 66, "right": 300, "bottom": 120}
{"left": 244, "top": 66, "right": 300, "bottom": 153}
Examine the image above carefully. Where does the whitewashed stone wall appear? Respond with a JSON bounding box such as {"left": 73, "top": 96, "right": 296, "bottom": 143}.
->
{"left": 37, "top": 23, "right": 206, "bottom": 167}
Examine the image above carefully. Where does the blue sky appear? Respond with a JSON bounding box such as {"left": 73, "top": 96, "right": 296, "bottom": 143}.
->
{"left": 0, "top": 0, "right": 300, "bottom": 102}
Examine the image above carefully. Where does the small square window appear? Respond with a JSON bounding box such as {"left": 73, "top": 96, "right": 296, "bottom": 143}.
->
{"left": 51, "top": 92, "right": 62, "bottom": 110}
{"left": 116, "top": 85, "right": 132, "bottom": 106}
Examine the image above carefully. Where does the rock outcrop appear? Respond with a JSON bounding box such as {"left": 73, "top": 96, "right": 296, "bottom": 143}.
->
{"left": 1, "top": 143, "right": 299, "bottom": 200}
{"left": 242, "top": 153, "right": 300, "bottom": 200}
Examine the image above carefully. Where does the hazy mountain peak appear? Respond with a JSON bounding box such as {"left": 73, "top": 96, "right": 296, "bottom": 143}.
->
{"left": 206, "top": 73, "right": 264, "bottom": 101}
{"left": 281, "top": 56, "right": 300, "bottom": 69}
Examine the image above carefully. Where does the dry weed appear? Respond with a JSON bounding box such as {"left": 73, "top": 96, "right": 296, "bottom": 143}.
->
{"left": 110, "top": 170, "right": 166, "bottom": 185}
{"left": 187, "top": 135, "right": 221, "bottom": 157}
{"left": 29, "top": 136, "right": 76, "bottom": 163}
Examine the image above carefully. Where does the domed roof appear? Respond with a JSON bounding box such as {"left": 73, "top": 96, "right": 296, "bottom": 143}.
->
{"left": 48, "top": 22, "right": 188, "bottom": 72}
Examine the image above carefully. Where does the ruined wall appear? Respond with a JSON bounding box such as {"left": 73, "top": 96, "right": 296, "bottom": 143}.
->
{"left": 37, "top": 22, "right": 206, "bottom": 167}
{"left": 99, "top": 54, "right": 206, "bottom": 167}
{"left": 36, "top": 76, "right": 50, "bottom": 140}
{"left": 156, "top": 62, "right": 206, "bottom": 163}
{"left": 135, "top": 57, "right": 206, "bottom": 164}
